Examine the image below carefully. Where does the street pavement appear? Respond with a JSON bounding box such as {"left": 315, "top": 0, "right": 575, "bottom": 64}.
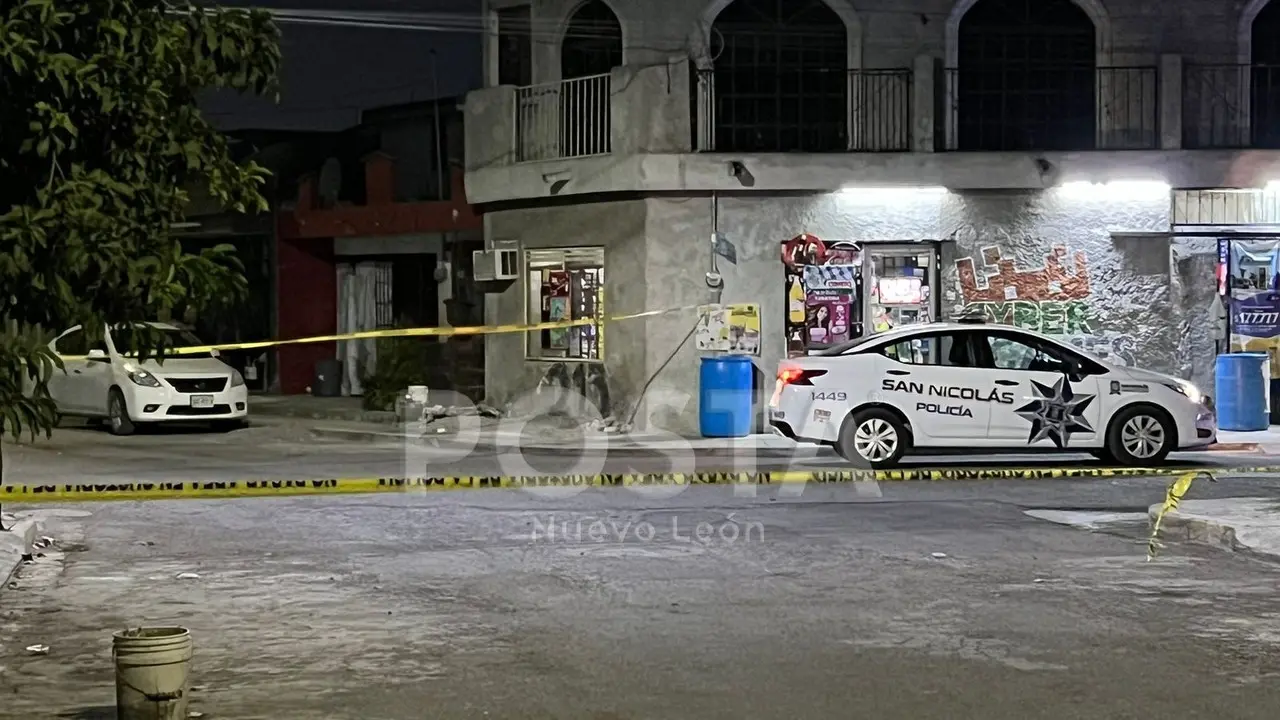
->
{"left": 4, "top": 422, "right": 1280, "bottom": 717}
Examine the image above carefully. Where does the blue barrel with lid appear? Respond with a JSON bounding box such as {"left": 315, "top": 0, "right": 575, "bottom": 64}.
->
{"left": 699, "top": 355, "right": 754, "bottom": 438}
{"left": 1215, "top": 352, "right": 1269, "bottom": 431}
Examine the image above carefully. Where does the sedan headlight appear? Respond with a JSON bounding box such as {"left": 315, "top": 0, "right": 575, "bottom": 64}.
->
{"left": 127, "top": 368, "right": 162, "bottom": 388}
{"left": 230, "top": 370, "right": 245, "bottom": 387}
{"left": 1163, "top": 380, "right": 1203, "bottom": 404}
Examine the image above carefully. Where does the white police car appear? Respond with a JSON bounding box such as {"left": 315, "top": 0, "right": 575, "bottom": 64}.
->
{"left": 768, "top": 320, "right": 1216, "bottom": 467}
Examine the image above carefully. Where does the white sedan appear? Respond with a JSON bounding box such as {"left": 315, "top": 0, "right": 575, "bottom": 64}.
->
{"left": 768, "top": 320, "right": 1216, "bottom": 467}
{"left": 48, "top": 323, "right": 249, "bottom": 435}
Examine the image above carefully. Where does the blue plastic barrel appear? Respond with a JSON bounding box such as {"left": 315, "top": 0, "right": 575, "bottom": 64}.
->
{"left": 1215, "top": 352, "right": 1269, "bottom": 431}
{"left": 699, "top": 355, "right": 754, "bottom": 438}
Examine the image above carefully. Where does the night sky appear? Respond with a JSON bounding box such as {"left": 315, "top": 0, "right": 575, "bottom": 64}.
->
{"left": 204, "top": 0, "right": 483, "bottom": 132}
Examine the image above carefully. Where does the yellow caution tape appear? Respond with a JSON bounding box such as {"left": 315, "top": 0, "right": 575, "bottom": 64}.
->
{"left": 57, "top": 304, "right": 712, "bottom": 359}
{"left": 1146, "top": 470, "right": 1216, "bottom": 561}
{"left": 0, "top": 465, "right": 1226, "bottom": 504}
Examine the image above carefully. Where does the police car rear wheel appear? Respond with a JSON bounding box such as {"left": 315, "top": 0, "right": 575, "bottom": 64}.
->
{"left": 838, "top": 409, "right": 908, "bottom": 468}
{"left": 1106, "top": 406, "right": 1173, "bottom": 466}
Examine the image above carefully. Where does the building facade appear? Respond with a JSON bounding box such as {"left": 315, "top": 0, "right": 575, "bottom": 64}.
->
{"left": 275, "top": 99, "right": 483, "bottom": 397}
{"left": 465, "top": 0, "right": 1280, "bottom": 433}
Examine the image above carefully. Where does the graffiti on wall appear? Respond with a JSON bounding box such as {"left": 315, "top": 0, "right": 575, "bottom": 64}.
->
{"left": 955, "top": 245, "right": 1136, "bottom": 366}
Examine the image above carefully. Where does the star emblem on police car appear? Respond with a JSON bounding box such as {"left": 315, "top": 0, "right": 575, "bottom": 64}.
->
{"left": 1014, "top": 376, "right": 1095, "bottom": 448}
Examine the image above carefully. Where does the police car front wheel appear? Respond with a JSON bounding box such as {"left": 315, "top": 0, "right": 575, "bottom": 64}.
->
{"left": 1106, "top": 406, "right": 1174, "bottom": 466}
{"left": 838, "top": 408, "right": 909, "bottom": 468}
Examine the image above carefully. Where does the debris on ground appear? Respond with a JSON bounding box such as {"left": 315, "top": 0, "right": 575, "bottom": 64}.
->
{"left": 587, "top": 416, "right": 632, "bottom": 434}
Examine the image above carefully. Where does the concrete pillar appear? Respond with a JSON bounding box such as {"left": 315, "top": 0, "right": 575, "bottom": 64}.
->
{"left": 912, "top": 55, "right": 938, "bottom": 153}
{"left": 463, "top": 85, "right": 517, "bottom": 171}
{"left": 1160, "top": 54, "right": 1183, "bottom": 150}
{"left": 610, "top": 58, "right": 694, "bottom": 156}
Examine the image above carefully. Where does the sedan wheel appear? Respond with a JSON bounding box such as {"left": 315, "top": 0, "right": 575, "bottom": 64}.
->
{"left": 1120, "top": 414, "right": 1165, "bottom": 460}
{"left": 1106, "top": 406, "right": 1173, "bottom": 466}
{"left": 854, "top": 418, "right": 898, "bottom": 463}
{"left": 107, "top": 389, "right": 136, "bottom": 436}
{"left": 837, "top": 409, "right": 909, "bottom": 468}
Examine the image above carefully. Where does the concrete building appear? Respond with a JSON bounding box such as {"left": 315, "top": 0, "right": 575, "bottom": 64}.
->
{"left": 465, "top": 0, "right": 1280, "bottom": 433}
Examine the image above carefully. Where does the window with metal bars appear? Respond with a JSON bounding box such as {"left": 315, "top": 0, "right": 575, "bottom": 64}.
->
{"left": 1253, "top": 2, "right": 1280, "bottom": 148}
{"left": 708, "top": 0, "right": 847, "bottom": 153}
{"left": 954, "top": 0, "right": 1096, "bottom": 151}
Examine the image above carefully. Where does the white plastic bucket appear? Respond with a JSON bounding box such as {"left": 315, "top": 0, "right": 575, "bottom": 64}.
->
{"left": 407, "top": 385, "right": 429, "bottom": 404}
{"left": 112, "top": 627, "right": 193, "bottom": 720}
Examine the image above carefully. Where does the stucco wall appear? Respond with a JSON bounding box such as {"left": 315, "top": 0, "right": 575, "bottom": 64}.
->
{"left": 484, "top": 189, "right": 1223, "bottom": 433}
{"left": 484, "top": 199, "right": 649, "bottom": 417}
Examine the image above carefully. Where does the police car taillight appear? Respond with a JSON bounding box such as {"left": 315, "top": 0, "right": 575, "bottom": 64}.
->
{"left": 777, "top": 365, "right": 827, "bottom": 386}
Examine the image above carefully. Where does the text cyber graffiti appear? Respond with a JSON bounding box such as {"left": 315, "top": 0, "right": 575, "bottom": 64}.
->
{"left": 881, "top": 379, "right": 1015, "bottom": 419}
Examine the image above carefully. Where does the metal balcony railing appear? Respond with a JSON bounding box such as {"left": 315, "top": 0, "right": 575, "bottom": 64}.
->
{"left": 1183, "top": 63, "right": 1280, "bottom": 149}
{"left": 694, "top": 68, "right": 912, "bottom": 153}
{"left": 514, "top": 73, "right": 611, "bottom": 162}
{"left": 944, "top": 65, "right": 1159, "bottom": 151}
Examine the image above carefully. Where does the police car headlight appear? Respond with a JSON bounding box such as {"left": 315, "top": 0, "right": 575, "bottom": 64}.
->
{"left": 1163, "top": 380, "right": 1203, "bottom": 404}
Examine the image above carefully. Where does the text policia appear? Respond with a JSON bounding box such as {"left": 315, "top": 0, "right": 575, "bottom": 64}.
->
{"left": 881, "top": 378, "right": 1015, "bottom": 419}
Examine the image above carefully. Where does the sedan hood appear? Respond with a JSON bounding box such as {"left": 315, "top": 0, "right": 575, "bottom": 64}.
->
{"left": 131, "top": 356, "right": 233, "bottom": 375}
{"left": 1121, "top": 366, "right": 1187, "bottom": 388}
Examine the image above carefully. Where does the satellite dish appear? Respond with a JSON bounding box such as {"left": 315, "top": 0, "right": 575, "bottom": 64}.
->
{"left": 317, "top": 157, "right": 341, "bottom": 208}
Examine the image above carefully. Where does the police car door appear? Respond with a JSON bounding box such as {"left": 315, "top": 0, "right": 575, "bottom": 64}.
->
{"left": 973, "top": 329, "right": 1104, "bottom": 447}
{"left": 873, "top": 331, "right": 990, "bottom": 442}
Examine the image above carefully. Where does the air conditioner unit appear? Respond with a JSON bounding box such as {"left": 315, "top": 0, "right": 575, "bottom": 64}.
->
{"left": 473, "top": 249, "right": 519, "bottom": 281}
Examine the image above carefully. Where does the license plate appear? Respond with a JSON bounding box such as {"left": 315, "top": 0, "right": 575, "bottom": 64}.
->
{"left": 190, "top": 395, "right": 214, "bottom": 408}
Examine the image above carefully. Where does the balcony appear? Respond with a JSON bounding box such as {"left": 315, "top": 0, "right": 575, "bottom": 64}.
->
{"left": 1183, "top": 63, "right": 1280, "bottom": 149}
{"left": 693, "top": 68, "right": 913, "bottom": 153}
{"left": 514, "top": 73, "right": 612, "bottom": 162}
{"left": 944, "top": 65, "right": 1160, "bottom": 151}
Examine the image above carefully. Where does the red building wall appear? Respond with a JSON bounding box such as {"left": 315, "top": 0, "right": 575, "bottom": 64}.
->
{"left": 273, "top": 161, "right": 479, "bottom": 394}
{"left": 275, "top": 220, "right": 336, "bottom": 394}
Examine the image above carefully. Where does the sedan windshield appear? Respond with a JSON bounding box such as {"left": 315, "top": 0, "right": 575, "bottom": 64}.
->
{"left": 112, "top": 326, "right": 213, "bottom": 359}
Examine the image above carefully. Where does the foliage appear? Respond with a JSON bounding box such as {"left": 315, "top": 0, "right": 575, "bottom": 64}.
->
{"left": 0, "top": 1, "right": 281, "bottom": 443}
{"left": 358, "top": 335, "right": 437, "bottom": 412}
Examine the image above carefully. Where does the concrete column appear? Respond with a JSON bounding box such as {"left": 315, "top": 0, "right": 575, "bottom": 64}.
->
{"left": 1160, "top": 54, "right": 1183, "bottom": 150}
{"left": 912, "top": 55, "right": 938, "bottom": 153}
{"left": 610, "top": 58, "right": 694, "bottom": 156}
{"left": 463, "top": 85, "right": 517, "bottom": 171}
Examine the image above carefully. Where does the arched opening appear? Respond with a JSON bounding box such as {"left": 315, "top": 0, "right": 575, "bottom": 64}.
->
{"left": 708, "top": 0, "right": 847, "bottom": 152}
{"left": 561, "top": 0, "right": 623, "bottom": 80}
{"left": 1252, "top": 0, "right": 1280, "bottom": 147}
{"left": 548, "top": 0, "right": 621, "bottom": 158}
{"left": 954, "top": 0, "right": 1096, "bottom": 151}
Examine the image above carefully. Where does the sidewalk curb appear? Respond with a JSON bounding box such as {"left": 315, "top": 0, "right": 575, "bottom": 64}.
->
{"left": 0, "top": 516, "right": 40, "bottom": 588}
{"left": 308, "top": 426, "right": 809, "bottom": 457}
{"left": 1206, "top": 443, "right": 1263, "bottom": 452}
{"left": 1148, "top": 505, "right": 1242, "bottom": 552}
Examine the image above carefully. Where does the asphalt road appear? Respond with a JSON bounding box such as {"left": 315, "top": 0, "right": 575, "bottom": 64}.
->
{"left": 3, "top": 423, "right": 1280, "bottom": 718}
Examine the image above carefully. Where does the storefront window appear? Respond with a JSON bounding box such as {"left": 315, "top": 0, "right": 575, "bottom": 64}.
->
{"left": 525, "top": 247, "right": 605, "bottom": 361}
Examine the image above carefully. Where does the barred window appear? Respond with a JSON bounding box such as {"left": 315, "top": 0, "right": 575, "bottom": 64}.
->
{"left": 525, "top": 248, "right": 604, "bottom": 361}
